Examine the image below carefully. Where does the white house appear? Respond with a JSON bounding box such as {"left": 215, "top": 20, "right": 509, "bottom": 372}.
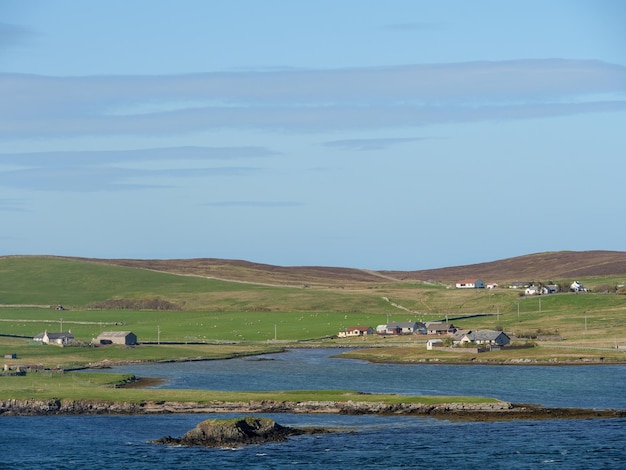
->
{"left": 455, "top": 279, "right": 485, "bottom": 289}
{"left": 570, "top": 281, "right": 588, "bottom": 292}
{"left": 33, "top": 330, "right": 75, "bottom": 346}
{"left": 525, "top": 285, "right": 541, "bottom": 295}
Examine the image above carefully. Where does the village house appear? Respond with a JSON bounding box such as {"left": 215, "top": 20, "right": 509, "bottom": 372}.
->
{"left": 509, "top": 281, "right": 533, "bottom": 289}
{"left": 94, "top": 331, "right": 138, "bottom": 345}
{"left": 525, "top": 285, "right": 541, "bottom": 295}
{"left": 425, "top": 322, "right": 457, "bottom": 335}
{"left": 337, "top": 326, "right": 373, "bottom": 338}
{"left": 453, "top": 329, "right": 510, "bottom": 347}
{"left": 378, "top": 321, "right": 424, "bottom": 335}
{"left": 542, "top": 284, "right": 559, "bottom": 294}
{"left": 455, "top": 279, "right": 485, "bottom": 289}
{"left": 570, "top": 281, "right": 588, "bottom": 292}
{"left": 33, "top": 330, "right": 75, "bottom": 346}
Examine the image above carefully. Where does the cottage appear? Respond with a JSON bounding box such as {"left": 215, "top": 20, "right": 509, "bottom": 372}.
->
{"left": 95, "top": 331, "right": 138, "bottom": 345}
{"left": 425, "top": 322, "right": 457, "bottom": 335}
{"left": 384, "top": 321, "right": 424, "bottom": 335}
{"left": 337, "top": 326, "right": 374, "bottom": 338}
{"left": 570, "top": 281, "right": 588, "bottom": 292}
{"left": 525, "top": 285, "right": 541, "bottom": 295}
{"left": 509, "top": 281, "right": 533, "bottom": 289}
{"left": 454, "top": 330, "right": 510, "bottom": 347}
{"left": 33, "top": 330, "right": 75, "bottom": 346}
{"left": 542, "top": 284, "right": 559, "bottom": 294}
{"left": 455, "top": 279, "right": 485, "bottom": 289}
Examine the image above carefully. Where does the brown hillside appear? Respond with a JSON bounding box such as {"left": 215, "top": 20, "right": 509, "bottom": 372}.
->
{"left": 382, "top": 250, "right": 626, "bottom": 284}
{"left": 62, "top": 250, "right": 626, "bottom": 287}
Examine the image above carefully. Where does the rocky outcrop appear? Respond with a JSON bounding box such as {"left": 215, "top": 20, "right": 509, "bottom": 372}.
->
{"left": 1, "top": 398, "right": 624, "bottom": 421}
{"left": 150, "top": 416, "right": 317, "bottom": 447}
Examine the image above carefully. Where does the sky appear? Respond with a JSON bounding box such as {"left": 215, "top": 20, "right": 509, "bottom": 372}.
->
{"left": 0, "top": 0, "right": 625, "bottom": 270}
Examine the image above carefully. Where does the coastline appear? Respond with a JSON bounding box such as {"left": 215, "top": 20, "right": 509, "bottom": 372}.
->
{"left": 1, "top": 398, "right": 625, "bottom": 421}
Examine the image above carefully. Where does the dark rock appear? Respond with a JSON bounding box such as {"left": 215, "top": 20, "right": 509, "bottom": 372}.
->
{"left": 150, "top": 416, "right": 318, "bottom": 448}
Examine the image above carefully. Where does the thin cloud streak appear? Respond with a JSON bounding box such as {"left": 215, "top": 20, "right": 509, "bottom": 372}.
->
{"left": 1, "top": 59, "right": 625, "bottom": 138}
{"left": 0, "top": 165, "right": 264, "bottom": 192}
{"left": 322, "top": 137, "right": 434, "bottom": 151}
{"left": 0, "top": 146, "right": 277, "bottom": 167}
{"left": 204, "top": 201, "right": 304, "bottom": 208}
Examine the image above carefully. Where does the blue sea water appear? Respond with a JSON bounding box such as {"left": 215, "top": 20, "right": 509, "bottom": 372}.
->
{"left": 2, "top": 349, "right": 625, "bottom": 469}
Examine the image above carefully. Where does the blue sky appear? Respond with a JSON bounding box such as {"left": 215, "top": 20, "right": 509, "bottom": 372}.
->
{"left": 1, "top": 0, "right": 625, "bottom": 270}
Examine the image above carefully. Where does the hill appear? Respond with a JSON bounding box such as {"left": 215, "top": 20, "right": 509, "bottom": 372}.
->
{"left": 52, "top": 250, "right": 626, "bottom": 287}
{"left": 383, "top": 250, "right": 626, "bottom": 284}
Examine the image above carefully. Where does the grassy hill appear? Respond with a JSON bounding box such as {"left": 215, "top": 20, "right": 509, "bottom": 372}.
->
{"left": 1, "top": 252, "right": 625, "bottom": 361}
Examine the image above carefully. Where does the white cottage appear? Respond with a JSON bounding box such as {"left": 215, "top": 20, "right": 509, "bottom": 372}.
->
{"left": 455, "top": 279, "right": 485, "bottom": 289}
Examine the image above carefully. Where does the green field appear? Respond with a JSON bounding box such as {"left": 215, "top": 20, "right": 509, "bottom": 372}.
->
{"left": 0, "top": 370, "right": 499, "bottom": 405}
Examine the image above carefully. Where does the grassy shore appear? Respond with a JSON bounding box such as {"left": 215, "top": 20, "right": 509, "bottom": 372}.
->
{"left": 0, "top": 371, "right": 500, "bottom": 405}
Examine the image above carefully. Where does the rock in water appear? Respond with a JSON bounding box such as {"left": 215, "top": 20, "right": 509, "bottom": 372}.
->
{"left": 150, "top": 416, "right": 307, "bottom": 448}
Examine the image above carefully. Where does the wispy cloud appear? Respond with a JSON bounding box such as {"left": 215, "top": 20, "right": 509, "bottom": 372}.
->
{"left": 0, "top": 146, "right": 270, "bottom": 192}
{"left": 1, "top": 59, "right": 625, "bottom": 138}
{"left": 204, "top": 201, "right": 304, "bottom": 208}
{"left": 0, "top": 198, "right": 26, "bottom": 211}
{"left": 0, "top": 146, "right": 277, "bottom": 166}
{"left": 321, "top": 137, "right": 433, "bottom": 151}
{"left": 383, "top": 22, "right": 444, "bottom": 31}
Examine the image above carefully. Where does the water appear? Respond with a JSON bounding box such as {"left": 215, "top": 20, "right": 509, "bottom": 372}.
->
{"left": 2, "top": 349, "right": 625, "bottom": 469}
{"left": 110, "top": 348, "right": 626, "bottom": 409}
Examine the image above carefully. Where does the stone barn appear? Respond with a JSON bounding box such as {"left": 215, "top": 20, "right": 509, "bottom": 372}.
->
{"left": 96, "top": 331, "right": 138, "bottom": 345}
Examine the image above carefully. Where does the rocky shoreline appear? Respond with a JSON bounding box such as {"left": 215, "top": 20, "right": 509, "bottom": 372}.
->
{"left": 1, "top": 398, "right": 625, "bottom": 421}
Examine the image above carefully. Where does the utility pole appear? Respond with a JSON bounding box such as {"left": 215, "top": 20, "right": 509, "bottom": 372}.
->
{"left": 157, "top": 325, "right": 160, "bottom": 344}
{"left": 274, "top": 324, "right": 277, "bottom": 341}
{"left": 60, "top": 318, "right": 63, "bottom": 332}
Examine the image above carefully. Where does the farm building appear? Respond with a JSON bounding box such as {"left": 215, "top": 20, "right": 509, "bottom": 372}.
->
{"left": 455, "top": 279, "right": 485, "bottom": 289}
{"left": 95, "top": 331, "right": 138, "bottom": 345}
{"left": 33, "top": 330, "right": 74, "bottom": 346}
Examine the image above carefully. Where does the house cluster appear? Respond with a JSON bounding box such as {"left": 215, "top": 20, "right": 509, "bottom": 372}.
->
{"left": 456, "top": 278, "right": 589, "bottom": 295}
{"left": 32, "top": 330, "right": 138, "bottom": 346}
{"left": 427, "top": 330, "right": 510, "bottom": 350}
{"left": 338, "top": 320, "right": 510, "bottom": 352}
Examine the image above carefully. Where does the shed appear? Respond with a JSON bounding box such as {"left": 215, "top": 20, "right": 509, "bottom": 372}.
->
{"left": 95, "top": 331, "right": 138, "bottom": 345}
{"left": 426, "top": 339, "right": 445, "bottom": 350}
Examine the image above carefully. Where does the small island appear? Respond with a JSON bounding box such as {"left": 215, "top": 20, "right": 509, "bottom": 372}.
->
{"left": 150, "top": 416, "right": 329, "bottom": 448}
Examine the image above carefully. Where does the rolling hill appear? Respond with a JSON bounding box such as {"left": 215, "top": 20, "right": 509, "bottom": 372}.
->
{"left": 36, "top": 250, "right": 626, "bottom": 287}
